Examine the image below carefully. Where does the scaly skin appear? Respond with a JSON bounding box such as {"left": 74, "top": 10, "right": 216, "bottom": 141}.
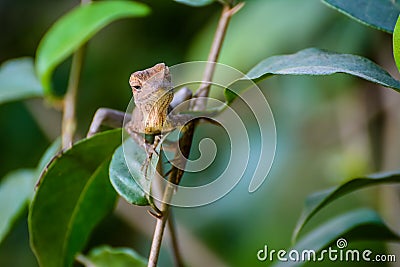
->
{"left": 125, "top": 63, "right": 194, "bottom": 183}
{"left": 126, "top": 63, "right": 174, "bottom": 135}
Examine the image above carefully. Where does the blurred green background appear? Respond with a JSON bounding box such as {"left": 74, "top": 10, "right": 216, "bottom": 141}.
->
{"left": 1, "top": 0, "right": 400, "bottom": 266}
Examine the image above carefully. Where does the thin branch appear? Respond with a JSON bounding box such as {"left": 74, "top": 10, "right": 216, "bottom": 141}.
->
{"left": 155, "top": 154, "right": 185, "bottom": 267}
{"left": 147, "top": 3, "right": 243, "bottom": 267}
{"left": 193, "top": 2, "right": 244, "bottom": 110}
{"left": 61, "top": 0, "right": 90, "bottom": 149}
{"left": 76, "top": 254, "right": 96, "bottom": 267}
{"left": 167, "top": 212, "right": 185, "bottom": 267}
{"left": 61, "top": 46, "right": 85, "bottom": 149}
{"left": 147, "top": 183, "right": 175, "bottom": 267}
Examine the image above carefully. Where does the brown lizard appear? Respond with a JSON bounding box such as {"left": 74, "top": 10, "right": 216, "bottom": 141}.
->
{"left": 125, "top": 63, "right": 193, "bottom": 173}
{"left": 125, "top": 63, "right": 191, "bottom": 136}
{"left": 87, "top": 63, "right": 193, "bottom": 174}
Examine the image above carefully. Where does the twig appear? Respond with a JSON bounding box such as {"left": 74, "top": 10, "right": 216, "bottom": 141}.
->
{"left": 167, "top": 212, "right": 185, "bottom": 267}
{"left": 75, "top": 254, "right": 95, "bottom": 267}
{"left": 155, "top": 155, "right": 184, "bottom": 267}
{"left": 193, "top": 2, "right": 244, "bottom": 110}
{"left": 61, "top": 0, "right": 90, "bottom": 149}
{"left": 147, "top": 3, "right": 243, "bottom": 267}
{"left": 148, "top": 183, "right": 174, "bottom": 267}
{"left": 61, "top": 47, "right": 85, "bottom": 149}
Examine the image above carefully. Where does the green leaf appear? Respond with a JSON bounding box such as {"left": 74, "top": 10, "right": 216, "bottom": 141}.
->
{"left": 227, "top": 48, "right": 400, "bottom": 103}
{"left": 109, "top": 138, "right": 152, "bottom": 206}
{"left": 248, "top": 48, "right": 400, "bottom": 89}
{"left": 82, "top": 245, "right": 147, "bottom": 267}
{"left": 29, "top": 129, "right": 122, "bottom": 267}
{"left": 0, "top": 138, "right": 62, "bottom": 245}
{"left": 322, "top": 0, "right": 400, "bottom": 33}
{"left": 36, "top": 1, "right": 150, "bottom": 96}
{"left": 36, "top": 137, "right": 62, "bottom": 177}
{"left": 0, "top": 169, "right": 36, "bottom": 244}
{"left": 393, "top": 15, "right": 400, "bottom": 72}
{"left": 293, "top": 171, "right": 400, "bottom": 242}
{"left": 0, "top": 58, "right": 43, "bottom": 105}
{"left": 271, "top": 209, "right": 399, "bottom": 267}
{"left": 224, "top": 79, "right": 255, "bottom": 105}
{"left": 174, "top": 0, "right": 214, "bottom": 7}
{"left": 227, "top": 48, "right": 400, "bottom": 104}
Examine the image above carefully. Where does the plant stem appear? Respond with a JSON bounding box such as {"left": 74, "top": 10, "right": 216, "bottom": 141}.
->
{"left": 168, "top": 212, "right": 184, "bottom": 267}
{"left": 148, "top": 183, "right": 174, "bottom": 267}
{"left": 61, "top": 47, "right": 85, "bottom": 149}
{"left": 61, "top": 0, "right": 90, "bottom": 149}
{"left": 155, "top": 157, "right": 184, "bottom": 267}
{"left": 75, "top": 254, "right": 95, "bottom": 267}
{"left": 194, "top": 2, "right": 244, "bottom": 110}
{"left": 147, "top": 3, "right": 243, "bottom": 267}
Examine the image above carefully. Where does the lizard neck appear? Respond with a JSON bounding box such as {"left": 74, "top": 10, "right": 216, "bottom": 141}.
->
{"left": 133, "top": 91, "right": 173, "bottom": 135}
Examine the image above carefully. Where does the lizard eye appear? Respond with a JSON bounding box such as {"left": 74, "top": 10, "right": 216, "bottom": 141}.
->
{"left": 132, "top": 85, "right": 142, "bottom": 91}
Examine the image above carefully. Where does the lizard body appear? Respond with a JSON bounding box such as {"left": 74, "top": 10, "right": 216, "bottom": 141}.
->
{"left": 87, "top": 63, "right": 193, "bottom": 140}
{"left": 124, "top": 63, "right": 193, "bottom": 176}
{"left": 125, "top": 63, "right": 192, "bottom": 139}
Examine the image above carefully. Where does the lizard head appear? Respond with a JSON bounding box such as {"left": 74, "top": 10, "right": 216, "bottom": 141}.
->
{"left": 129, "top": 63, "right": 173, "bottom": 106}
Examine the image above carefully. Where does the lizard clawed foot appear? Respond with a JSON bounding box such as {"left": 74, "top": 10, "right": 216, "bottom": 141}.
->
{"left": 140, "top": 136, "right": 161, "bottom": 177}
{"left": 144, "top": 142, "right": 159, "bottom": 157}
{"left": 140, "top": 157, "right": 151, "bottom": 179}
{"left": 148, "top": 198, "right": 163, "bottom": 219}
{"left": 148, "top": 209, "right": 163, "bottom": 219}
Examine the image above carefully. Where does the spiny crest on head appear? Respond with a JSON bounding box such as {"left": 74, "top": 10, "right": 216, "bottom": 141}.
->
{"left": 129, "top": 63, "right": 170, "bottom": 90}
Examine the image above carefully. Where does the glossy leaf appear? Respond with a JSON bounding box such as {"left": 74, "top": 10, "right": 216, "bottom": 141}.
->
{"left": 224, "top": 79, "right": 255, "bottom": 104}
{"left": 247, "top": 48, "right": 400, "bottom": 89}
{"left": 322, "top": 0, "right": 400, "bottom": 33}
{"left": 293, "top": 171, "right": 400, "bottom": 242}
{"left": 226, "top": 48, "right": 400, "bottom": 103}
{"left": 272, "top": 209, "right": 399, "bottom": 267}
{"left": 0, "top": 169, "right": 36, "bottom": 244}
{"left": 83, "top": 245, "right": 147, "bottom": 267}
{"left": 36, "top": 1, "right": 150, "bottom": 96}
{"left": 393, "top": 15, "right": 400, "bottom": 72}
{"left": 109, "top": 138, "right": 153, "bottom": 206}
{"left": 36, "top": 137, "right": 62, "bottom": 177}
{"left": 0, "top": 138, "right": 62, "bottom": 245}
{"left": 227, "top": 48, "right": 400, "bottom": 103}
{"left": 29, "top": 129, "right": 122, "bottom": 267}
{"left": 0, "top": 58, "right": 43, "bottom": 105}
{"left": 174, "top": 0, "right": 214, "bottom": 7}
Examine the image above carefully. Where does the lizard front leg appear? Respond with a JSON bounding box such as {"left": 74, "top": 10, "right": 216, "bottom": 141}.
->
{"left": 86, "top": 87, "right": 192, "bottom": 138}
{"left": 87, "top": 108, "right": 129, "bottom": 137}
{"left": 124, "top": 123, "right": 161, "bottom": 178}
